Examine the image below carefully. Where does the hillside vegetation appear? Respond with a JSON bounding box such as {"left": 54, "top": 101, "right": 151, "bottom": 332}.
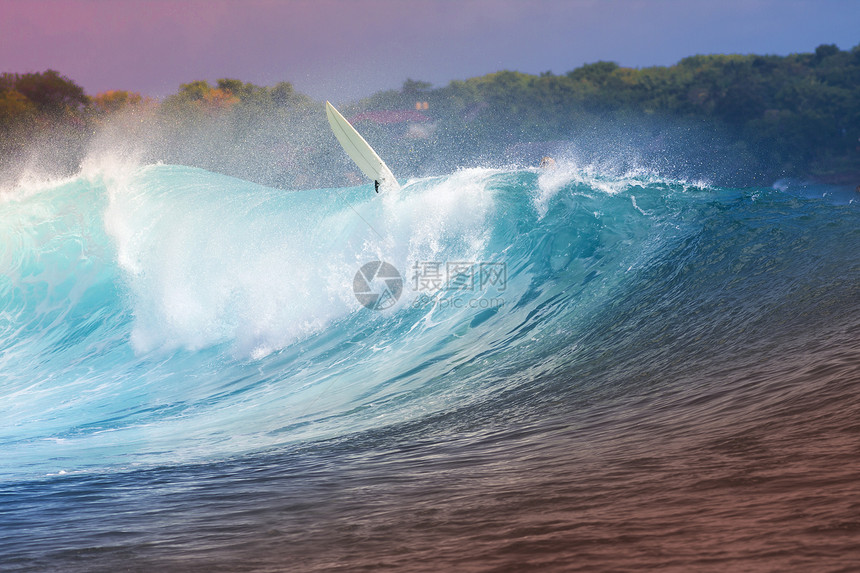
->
{"left": 2, "top": 44, "right": 858, "bottom": 187}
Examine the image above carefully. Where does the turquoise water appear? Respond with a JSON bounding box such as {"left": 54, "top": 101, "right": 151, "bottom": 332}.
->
{"left": 1, "top": 160, "right": 859, "bottom": 570}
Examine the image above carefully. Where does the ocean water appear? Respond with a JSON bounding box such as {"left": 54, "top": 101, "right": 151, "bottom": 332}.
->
{"left": 1, "top": 159, "right": 859, "bottom": 571}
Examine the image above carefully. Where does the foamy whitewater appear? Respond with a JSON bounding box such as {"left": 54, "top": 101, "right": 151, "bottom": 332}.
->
{"left": 2, "top": 158, "right": 859, "bottom": 571}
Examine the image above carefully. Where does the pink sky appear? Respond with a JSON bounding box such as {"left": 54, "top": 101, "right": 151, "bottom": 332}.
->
{"left": 1, "top": 0, "right": 857, "bottom": 103}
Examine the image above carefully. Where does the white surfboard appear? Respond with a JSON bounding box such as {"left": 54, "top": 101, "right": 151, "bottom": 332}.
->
{"left": 326, "top": 101, "right": 400, "bottom": 192}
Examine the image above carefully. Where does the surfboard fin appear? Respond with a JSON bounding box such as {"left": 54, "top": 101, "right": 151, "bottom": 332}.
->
{"left": 375, "top": 180, "right": 379, "bottom": 193}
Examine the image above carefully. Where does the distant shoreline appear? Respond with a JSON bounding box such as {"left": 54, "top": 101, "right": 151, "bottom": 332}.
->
{"left": 2, "top": 44, "right": 858, "bottom": 189}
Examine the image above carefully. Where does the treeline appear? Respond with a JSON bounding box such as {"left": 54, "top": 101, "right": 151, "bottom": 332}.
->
{"left": 2, "top": 43, "right": 859, "bottom": 187}
{"left": 0, "top": 71, "right": 325, "bottom": 188}
{"left": 363, "top": 43, "right": 860, "bottom": 183}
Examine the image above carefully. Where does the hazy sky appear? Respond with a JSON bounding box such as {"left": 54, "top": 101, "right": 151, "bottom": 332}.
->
{"left": 1, "top": 0, "right": 857, "bottom": 103}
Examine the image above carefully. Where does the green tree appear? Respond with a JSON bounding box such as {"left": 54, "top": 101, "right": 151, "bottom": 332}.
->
{"left": 12, "top": 70, "right": 87, "bottom": 117}
{"left": 566, "top": 61, "right": 620, "bottom": 85}
{"left": 402, "top": 79, "right": 432, "bottom": 95}
{"left": 0, "top": 89, "right": 37, "bottom": 127}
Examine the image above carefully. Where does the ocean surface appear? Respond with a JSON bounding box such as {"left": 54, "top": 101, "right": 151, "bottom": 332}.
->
{"left": 1, "top": 158, "right": 859, "bottom": 571}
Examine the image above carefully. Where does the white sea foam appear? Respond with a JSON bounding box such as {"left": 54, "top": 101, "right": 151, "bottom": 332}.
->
{"left": 99, "top": 162, "right": 498, "bottom": 358}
